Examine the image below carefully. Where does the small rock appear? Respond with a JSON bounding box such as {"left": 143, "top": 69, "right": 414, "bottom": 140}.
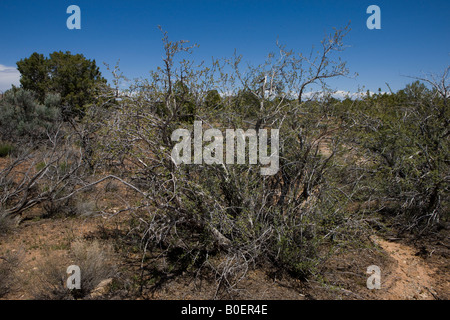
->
{"left": 90, "top": 278, "right": 113, "bottom": 298}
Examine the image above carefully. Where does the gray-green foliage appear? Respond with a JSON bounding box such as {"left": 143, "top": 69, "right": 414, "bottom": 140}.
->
{"left": 344, "top": 79, "right": 449, "bottom": 230}
{"left": 92, "top": 27, "right": 359, "bottom": 293}
{"left": 32, "top": 240, "right": 117, "bottom": 300}
{"left": 0, "top": 88, "right": 60, "bottom": 142}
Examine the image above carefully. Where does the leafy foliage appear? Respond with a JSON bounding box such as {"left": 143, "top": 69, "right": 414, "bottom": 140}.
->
{"left": 17, "top": 51, "right": 106, "bottom": 119}
{"left": 90, "top": 27, "right": 362, "bottom": 295}
{"left": 0, "top": 88, "right": 60, "bottom": 143}
{"left": 344, "top": 80, "right": 449, "bottom": 230}
{"left": 2, "top": 26, "right": 448, "bottom": 299}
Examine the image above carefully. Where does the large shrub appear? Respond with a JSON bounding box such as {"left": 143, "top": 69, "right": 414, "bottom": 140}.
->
{"left": 0, "top": 88, "right": 60, "bottom": 143}
{"left": 346, "top": 80, "right": 449, "bottom": 230}
{"left": 91, "top": 27, "right": 362, "bottom": 295}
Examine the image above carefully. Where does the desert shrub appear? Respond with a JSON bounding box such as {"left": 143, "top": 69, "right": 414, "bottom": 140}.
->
{"left": 70, "top": 240, "right": 117, "bottom": 296}
{"left": 74, "top": 200, "right": 96, "bottom": 217}
{"left": 42, "top": 198, "right": 74, "bottom": 218}
{"left": 0, "top": 88, "right": 60, "bottom": 143}
{"left": 0, "top": 211, "right": 15, "bottom": 236}
{"left": 0, "top": 126, "right": 97, "bottom": 225}
{"left": 90, "top": 27, "right": 363, "bottom": 296}
{"left": 0, "top": 251, "right": 21, "bottom": 297}
{"left": 32, "top": 254, "right": 69, "bottom": 300}
{"left": 0, "top": 143, "right": 15, "bottom": 157}
{"left": 345, "top": 79, "right": 449, "bottom": 231}
{"left": 33, "top": 240, "right": 117, "bottom": 299}
{"left": 43, "top": 197, "right": 96, "bottom": 218}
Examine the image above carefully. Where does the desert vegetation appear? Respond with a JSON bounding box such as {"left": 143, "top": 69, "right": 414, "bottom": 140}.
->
{"left": 0, "top": 26, "right": 448, "bottom": 300}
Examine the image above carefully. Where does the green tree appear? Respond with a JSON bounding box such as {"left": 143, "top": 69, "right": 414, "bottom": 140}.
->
{"left": 16, "top": 51, "right": 106, "bottom": 119}
{"left": 204, "top": 89, "right": 222, "bottom": 110}
{"left": 16, "top": 52, "right": 49, "bottom": 102}
{"left": 173, "top": 80, "right": 196, "bottom": 123}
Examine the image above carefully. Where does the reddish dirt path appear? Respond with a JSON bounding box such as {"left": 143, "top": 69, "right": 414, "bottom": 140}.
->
{"left": 370, "top": 236, "right": 441, "bottom": 300}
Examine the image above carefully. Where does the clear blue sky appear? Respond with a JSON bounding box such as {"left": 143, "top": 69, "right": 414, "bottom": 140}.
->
{"left": 0, "top": 0, "right": 449, "bottom": 93}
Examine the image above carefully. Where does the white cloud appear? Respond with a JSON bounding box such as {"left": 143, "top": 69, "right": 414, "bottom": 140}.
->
{"left": 0, "top": 64, "right": 20, "bottom": 92}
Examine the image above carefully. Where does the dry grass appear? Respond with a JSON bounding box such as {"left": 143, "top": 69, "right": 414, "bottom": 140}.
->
{"left": 31, "top": 239, "right": 117, "bottom": 299}
{"left": 0, "top": 250, "right": 22, "bottom": 297}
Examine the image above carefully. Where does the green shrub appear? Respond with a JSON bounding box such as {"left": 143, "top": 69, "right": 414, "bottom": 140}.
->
{"left": 0, "top": 88, "right": 60, "bottom": 143}
{"left": 345, "top": 81, "right": 449, "bottom": 230}
{"left": 0, "top": 143, "right": 15, "bottom": 157}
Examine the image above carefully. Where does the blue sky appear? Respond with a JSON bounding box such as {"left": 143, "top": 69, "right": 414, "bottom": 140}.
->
{"left": 0, "top": 0, "right": 449, "bottom": 93}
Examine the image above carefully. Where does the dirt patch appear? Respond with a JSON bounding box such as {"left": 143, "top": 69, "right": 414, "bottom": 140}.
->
{"left": 1, "top": 212, "right": 448, "bottom": 300}
{"left": 370, "top": 235, "right": 441, "bottom": 300}
{"left": 0, "top": 215, "right": 111, "bottom": 299}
